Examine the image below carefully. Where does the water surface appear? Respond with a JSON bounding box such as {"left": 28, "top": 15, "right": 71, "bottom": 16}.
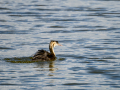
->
{"left": 0, "top": 0, "right": 120, "bottom": 90}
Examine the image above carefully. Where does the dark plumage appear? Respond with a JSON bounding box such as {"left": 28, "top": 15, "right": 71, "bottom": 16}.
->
{"left": 32, "top": 40, "right": 62, "bottom": 61}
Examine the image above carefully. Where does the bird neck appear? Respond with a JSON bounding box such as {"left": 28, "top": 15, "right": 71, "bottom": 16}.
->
{"left": 49, "top": 44, "right": 55, "bottom": 56}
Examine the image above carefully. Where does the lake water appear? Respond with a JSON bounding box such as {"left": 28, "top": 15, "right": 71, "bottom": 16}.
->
{"left": 0, "top": 0, "right": 120, "bottom": 90}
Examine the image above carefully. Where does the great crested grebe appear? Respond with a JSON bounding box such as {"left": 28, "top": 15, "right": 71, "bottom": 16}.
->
{"left": 32, "top": 40, "right": 62, "bottom": 61}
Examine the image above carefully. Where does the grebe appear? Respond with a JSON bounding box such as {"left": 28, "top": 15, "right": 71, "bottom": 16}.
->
{"left": 32, "top": 40, "right": 62, "bottom": 61}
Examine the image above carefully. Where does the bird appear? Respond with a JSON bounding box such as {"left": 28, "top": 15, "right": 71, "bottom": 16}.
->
{"left": 32, "top": 40, "right": 62, "bottom": 61}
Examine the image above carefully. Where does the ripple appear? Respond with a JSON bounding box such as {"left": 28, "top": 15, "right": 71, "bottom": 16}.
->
{"left": 0, "top": 30, "right": 29, "bottom": 34}
{"left": 69, "top": 67, "right": 83, "bottom": 71}
{"left": 0, "top": 83, "right": 22, "bottom": 86}
{"left": 4, "top": 57, "right": 33, "bottom": 63}
{"left": 0, "top": 25, "right": 13, "bottom": 28}
{"left": 62, "top": 83, "right": 90, "bottom": 86}
{"left": 49, "top": 25, "right": 67, "bottom": 28}
{"left": 0, "top": 47, "right": 13, "bottom": 50}
{"left": 0, "top": 7, "right": 11, "bottom": 10}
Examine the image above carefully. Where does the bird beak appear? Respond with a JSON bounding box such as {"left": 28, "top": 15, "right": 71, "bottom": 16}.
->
{"left": 58, "top": 44, "right": 62, "bottom": 46}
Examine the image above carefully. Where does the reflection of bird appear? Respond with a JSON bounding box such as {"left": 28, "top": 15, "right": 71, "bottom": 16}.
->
{"left": 32, "top": 40, "right": 62, "bottom": 61}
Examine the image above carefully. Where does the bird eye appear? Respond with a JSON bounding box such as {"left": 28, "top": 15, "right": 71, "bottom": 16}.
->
{"left": 56, "top": 41, "right": 58, "bottom": 43}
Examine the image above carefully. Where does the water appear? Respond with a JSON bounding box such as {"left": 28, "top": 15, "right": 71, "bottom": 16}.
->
{"left": 0, "top": 0, "right": 120, "bottom": 89}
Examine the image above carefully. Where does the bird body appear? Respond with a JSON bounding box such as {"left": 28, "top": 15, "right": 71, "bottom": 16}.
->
{"left": 32, "top": 40, "right": 62, "bottom": 61}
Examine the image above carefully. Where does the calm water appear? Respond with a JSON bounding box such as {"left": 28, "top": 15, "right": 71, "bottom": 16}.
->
{"left": 0, "top": 0, "right": 120, "bottom": 90}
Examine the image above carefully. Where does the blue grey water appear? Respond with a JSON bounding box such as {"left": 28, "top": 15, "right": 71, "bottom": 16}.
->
{"left": 0, "top": 0, "right": 120, "bottom": 90}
